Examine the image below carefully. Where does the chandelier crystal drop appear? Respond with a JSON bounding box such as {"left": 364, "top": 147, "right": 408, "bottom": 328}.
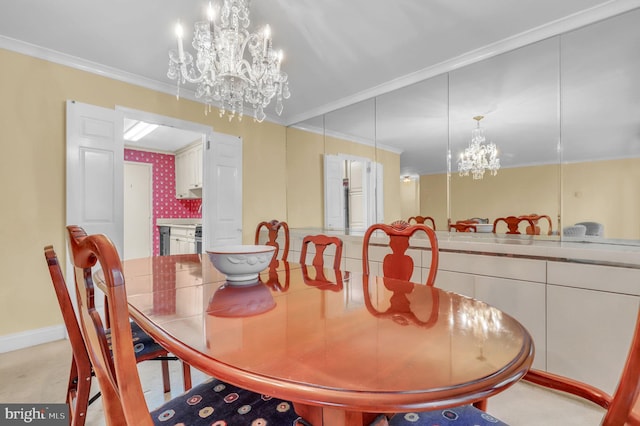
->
{"left": 458, "top": 115, "right": 500, "bottom": 179}
{"left": 167, "top": 0, "right": 290, "bottom": 122}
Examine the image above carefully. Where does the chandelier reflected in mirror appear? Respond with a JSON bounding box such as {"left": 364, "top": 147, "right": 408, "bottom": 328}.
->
{"left": 458, "top": 115, "right": 500, "bottom": 179}
{"left": 167, "top": 0, "right": 290, "bottom": 122}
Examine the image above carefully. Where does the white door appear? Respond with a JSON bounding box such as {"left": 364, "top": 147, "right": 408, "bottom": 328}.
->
{"left": 203, "top": 132, "right": 243, "bottom": 249}
{"left": 348, "top": 160, "right": 367, "bottom": 231}
{"left": 66, "top": 100, "right": 124, "bottom": 304}
{"left": 124, "top": 161, "right": 152, "bottom": 259}
{"left": 324, "top": 154, "right": 345, "bottom": 230}
{"left": 371, "top": 162, "right": 384, "bottom": 225}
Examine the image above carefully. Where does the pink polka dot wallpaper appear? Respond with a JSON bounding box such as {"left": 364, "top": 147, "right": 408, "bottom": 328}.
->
{"left": 125, "top": 149, "right": 202, "bottom": 255}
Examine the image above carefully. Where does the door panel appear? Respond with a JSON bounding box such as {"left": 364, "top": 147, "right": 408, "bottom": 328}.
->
{"left": 204, "top": 132, "right": 243, "bottom": 248}
{"left": 124, "top": 162, "right": 152, "bottom": 259}
{"left": 66, "top": 100, "right": 124, "bottom": 308}
{"left": 324, "top": 154, "right": 345, "bottom": 230}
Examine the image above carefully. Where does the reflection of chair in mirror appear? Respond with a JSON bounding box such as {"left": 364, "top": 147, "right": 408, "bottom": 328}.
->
{"left": 519, "top": 214, "right": 553, "bottom": 235}
{"left": 363, "top": 220, "right": 439, "bottom": 286}
{"left": 383, "top": 304, "right": 640, "bottom": 426}
{"left": 255, "top": 219, "right": 290, "bottom": 261}
{"left": 363, "top": 278, "right": 439, "bottom": 328}
{"left": 575, "top": 221, "right": 604, "bottom": 237}
{"left": 66, "top": 231, "right": 306, "bottom": 425}
{"left": 408, "top": 215, "right": 436, "bottom": 230}
{"left": 492, "top": 216, "right": 536, "bottom": 235}
{"left": 300, "top": 235, "right": 344, "bottom": 291}
{"left": 449, "top": 223, "right": 477, "bottom": 232}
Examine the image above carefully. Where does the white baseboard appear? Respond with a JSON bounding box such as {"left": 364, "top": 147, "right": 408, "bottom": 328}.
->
{"left": 0, "top": 325, "right": 66, "bottom": 354}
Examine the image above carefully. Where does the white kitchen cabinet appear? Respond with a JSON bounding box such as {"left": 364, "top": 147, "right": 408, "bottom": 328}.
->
{"left": 169, "top": 226, "right": 197, "bottom": 254}
{"left": 175, "top": 141, "right": 203, "bottom": 199}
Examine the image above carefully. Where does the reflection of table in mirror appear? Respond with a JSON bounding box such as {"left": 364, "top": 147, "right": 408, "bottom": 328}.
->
{"left": 119, "top": 255, "right": 534, "bottom": 426}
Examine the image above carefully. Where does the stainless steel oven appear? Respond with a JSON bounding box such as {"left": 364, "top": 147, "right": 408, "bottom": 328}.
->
{"left": 195, "top": 225, "right": 202, "bottom": 254}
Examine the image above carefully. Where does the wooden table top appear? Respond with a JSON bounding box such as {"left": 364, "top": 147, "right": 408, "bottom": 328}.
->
{"left": 116, "top": 254, "right": 534, "bottom": 425}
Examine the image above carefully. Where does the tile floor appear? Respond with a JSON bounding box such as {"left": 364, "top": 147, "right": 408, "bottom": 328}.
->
{"left": 0, "top": 339, "right": 605, "bottom": 425}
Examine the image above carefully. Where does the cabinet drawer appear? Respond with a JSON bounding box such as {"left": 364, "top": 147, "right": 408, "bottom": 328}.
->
{"left": 548, "top": 261, "right": 640, "bottom": 295}
{"left": 439, "top": 252, "right": 546, "bottom": 283}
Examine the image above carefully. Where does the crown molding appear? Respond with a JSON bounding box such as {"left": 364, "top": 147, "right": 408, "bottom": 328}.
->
{"left": 284, "top": 0, "right": 640, "bottom": 125}
{"left": 2, "top": 1, "right": 639, "bottom": 128}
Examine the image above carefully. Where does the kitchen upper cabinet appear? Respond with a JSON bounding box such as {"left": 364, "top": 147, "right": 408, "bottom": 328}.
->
{"left": 175, "top": 141, "right": 203, "bottom": 199}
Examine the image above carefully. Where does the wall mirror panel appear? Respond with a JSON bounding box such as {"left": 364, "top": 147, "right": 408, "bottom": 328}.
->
{"left": 560, "top": 9, "right": 640, "bottom": 241}
{"left": 287, "top": 7, "right": 640, "bottom": 244}
{"left": 448, "top": 37, "right": 560, "bottom": 237}
{"left": 375, "top": 74, "right": 449, "bottom": 229}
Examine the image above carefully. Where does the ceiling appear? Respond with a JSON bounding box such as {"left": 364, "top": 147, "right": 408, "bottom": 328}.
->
{"left": 1, "top": 1, "right": 638, "bottom": 162}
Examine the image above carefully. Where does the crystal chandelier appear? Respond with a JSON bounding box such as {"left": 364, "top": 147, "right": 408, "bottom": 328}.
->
{"left": 167, "top": 0, "right": 290, "bottom": 122}
{"left": 458, "top": 115, "right": 500, "bottom": 179}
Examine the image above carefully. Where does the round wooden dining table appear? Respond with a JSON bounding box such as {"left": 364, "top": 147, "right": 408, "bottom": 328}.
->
{"left": 117, "top": 254, "right": 534, "bottom": 426}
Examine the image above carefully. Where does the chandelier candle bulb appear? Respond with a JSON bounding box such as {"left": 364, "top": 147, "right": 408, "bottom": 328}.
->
{"left": 263, "top": 25, "right": 270, "bottom": 56}
{"left": 175, "top": 23, "right": 184, "bottom": 61}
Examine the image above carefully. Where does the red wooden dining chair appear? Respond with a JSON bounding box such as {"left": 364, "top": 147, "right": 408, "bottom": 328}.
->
{"left": 255, "top": 219, "right": 290, "bottom": 261}
{"left": 45, "top": 243, "right": 195, "bottom": 425}
{"left": 492, "top": 216, "right": 536, "bottom": 235}
{"left": 449, "top": 223, "right": 477, "bottom": 232}
{"left": 407, "top": 215, "right": 436, "bottom": 230}
{"left": 66, "top": 226, "right": 192, "bottom": 393}
{"left": 66, "top": 228, "right": 308, "bottom": 426}
{"left": 299, "top": 234, "right": 343, "bottom": 270}
{"left": 373, "top": 304, "right": 640, "bottom": 426}
{"left": 362, "top": 220, "right": 439, "bottom": 286}
{"left": 300, "top": 235, "right": 344, "bottom": 291}
{"left": 519, "top": 214, "right": 553, "bottom": 235}
{"left": 44, "top": 245, "right": 96, "bottom": 426}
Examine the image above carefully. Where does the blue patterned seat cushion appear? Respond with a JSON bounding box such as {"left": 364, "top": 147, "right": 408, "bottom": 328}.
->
{"left": 106, "top": 321, "right": 169, "bottom": 359}
{"left": 150, "top": 377, "right": 304, "bottom": 425}
{"left": 372, "top": 405, "right": 509, "bottom": 425}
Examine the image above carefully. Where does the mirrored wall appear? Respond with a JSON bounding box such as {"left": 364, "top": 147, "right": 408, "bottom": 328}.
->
{"left": 287, "top": 7, "right": 640, "bottom": 243}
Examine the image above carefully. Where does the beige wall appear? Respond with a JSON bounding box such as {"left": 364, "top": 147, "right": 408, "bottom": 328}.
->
{"left": 285, "top": 129, "right": 402, "bottom": 228}
{"left": 0, "top": 47, "right": 400, "bottom": 338}
{"left": 420, "top": 174, "right": 448, "bottom": 230}
{"left": 563, "top": 158, "right": 640, "bottom": 239}
{"left": 400, "top": 179, "right": 420, "bottom": 221}
{"left": 0, "top": 48, "right": 289, "bottom": 336}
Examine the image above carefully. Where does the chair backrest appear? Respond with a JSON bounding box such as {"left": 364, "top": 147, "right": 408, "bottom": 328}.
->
{"left": 492, "top": 216, "right": 536, "bottom": 235}
{"left": 524, "top": 306, "right": 640, "bottom": 425}
{"left": 299, "top": 234, "right": 343, "bottom": 270}
{"left": 519, "top": 214, "right": 553, "bottom": 235}
{"left": 362, "top": 221, "right": 439, "bottom": 286}
{"left": 44, "top": 245, "right": 93, "bottom": 426}
{"left": 407, "top": 215, "right": 436, "bottom": 230}
{"left": 255, "top": 220, "right": 290, "bottom": 261}
{"left": 575, "top": 221, "right": 604, "bottom": 237}
{"left": 449, "top": 223, "right": 477, "bottom": 233}
{"left": 66, "top": 225, "right": 153, "bottom": 426}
